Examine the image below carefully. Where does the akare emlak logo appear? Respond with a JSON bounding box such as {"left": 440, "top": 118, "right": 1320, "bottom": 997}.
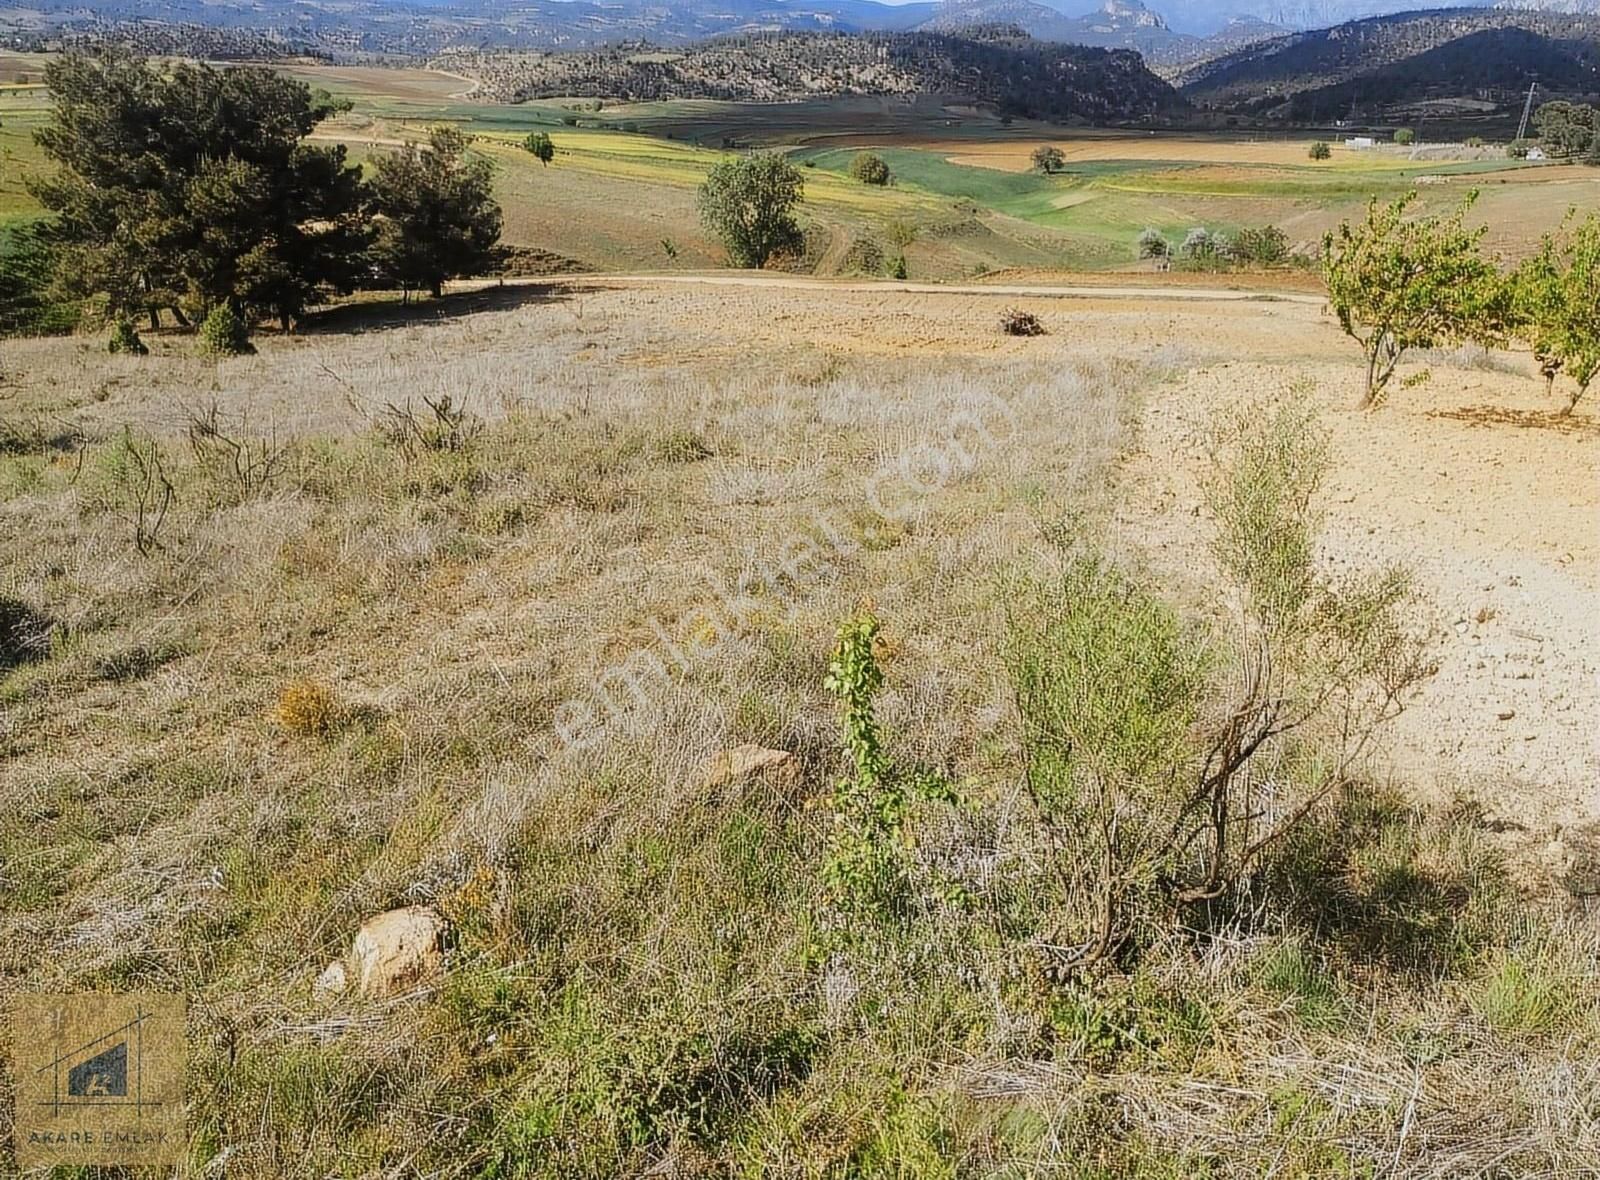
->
{"left": 10, "top": 993, "right": 185, "bottom": 1167}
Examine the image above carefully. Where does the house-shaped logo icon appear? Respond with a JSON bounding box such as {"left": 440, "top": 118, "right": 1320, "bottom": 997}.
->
{"left": 37, "top": 1009, "right": 159, "bottom": 1115}
{"left": 13, "top": 992, "right": 186, "bottom": 1167}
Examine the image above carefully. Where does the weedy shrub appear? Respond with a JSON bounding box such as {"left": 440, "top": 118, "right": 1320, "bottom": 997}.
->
{"left": 198, "top": 303, "right": 255, "bottom": 356}
{"left": 99, "top": 427, "right": 176, "bottom": 554}
{"left": 0, "top": 596, "right": 55, "bottom": 670}
{"left": 276, "top": 679, "right": 341, "bottom": 736}
{"left": 186, "top": 402, "right": 292, "bottom": 504}
{"left": 107, "top": 319, "right": 148, "bottom": 355}
{"left": 1000, "top": 308, "right": 1046, "bottom": 336}
{"left": 1233, "top": 224, "right": 1290, "bottom": 267}
{"left": 379, "top": 395, "right": 481, "bottom": 459}
{"left": 848, "top": 151, "right": 891, "bottom": 186}
{"left": 652, "top": 428, "right": 713, "bottom": 463}
{"left": 1004, "top": 401, "right": 1429, "bottom": 973}
{"left": 1309, "top": 141, "right": 1332, "bottom": 160}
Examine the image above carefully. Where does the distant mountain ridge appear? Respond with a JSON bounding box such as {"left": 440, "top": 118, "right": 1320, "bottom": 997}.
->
{"left": 1179, "top": 6, "right": 1600, "bottom": 117}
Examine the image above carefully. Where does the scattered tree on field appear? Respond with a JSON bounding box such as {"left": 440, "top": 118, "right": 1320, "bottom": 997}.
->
{"left": 1393, "top": 128, "right": 1415, "bottom": 145}
{"left": 1533, "top": 101, "right": 1599, "bottom": 159}
{"left": 1309, "top": 141, "right": 1331, "bottom": 160}
{"left": 1233, "top": 224, "right": 1289, "bottom": 267}
{"left": 370, "top": 127, "right": 503, "bottom": 300}
{"left": 697, "top": 153, "right": 805, "bottom": 269}
{"left": 1137, "top": 228, "right": 1170, "bottom": 260}
{"left": 848, "top": 152, "right": 891, "bottom": 186}
{"left": 1513, "top": 213, "right": 1599, "bottom": 414}
{"left": 31, "top": 48, "right": 368, "bottom": 331}
{"left": 523, "top": 131, "right": 555, "bottom": 165}
{"left": 1322, "top": 191, "right": 1504, "bottom": 409}
{"left": 1031, "top": 145, "right": 1065, "bottom": 174}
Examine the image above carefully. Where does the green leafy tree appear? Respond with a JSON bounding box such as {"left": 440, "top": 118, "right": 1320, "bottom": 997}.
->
{"left": 523, "top": 131, "right": 554, "bottom": 165}
{"left": 31, "top": 49, "right": 367, "bottom": 330}
{"left": 1234, "top": 225, "right": 1290, "bottom": 267}
{"left": 1309, "top": 141, "right": 1331, "bottom": 161}
{"left": 1513, "top": 214, "right": 1599, "bottom": 414}
{"left": 697, "top": 153, "right": 805, "bottom": 270}
{"left": 370, "top": 126, "right": 503, "bottom": 299}
{"left": 1533, "top": 101, "right": 1599, "bottom": 159}
{"left": 1031, "top": 144, "right": 1065, "bottom": 174}
{"left": 848, "top": 151, "right": 890, "bottom": 186}
{"left": 1322, "top": 191, "right": 1504, "bottom": 408}
{"left": 1393, "top": 128, "right": 1415, "bottom": 146}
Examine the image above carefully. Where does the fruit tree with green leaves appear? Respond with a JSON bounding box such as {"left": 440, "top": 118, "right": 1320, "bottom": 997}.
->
{"left": 1514, "top": 213, "right": 1599, "bottom": 415}
{"left": 1322, "top": 191, "right": 1504, "bottom": 409}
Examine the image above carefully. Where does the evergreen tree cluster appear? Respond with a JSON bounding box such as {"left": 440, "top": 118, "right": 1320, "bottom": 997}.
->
{"left": 28, "top": 49, "right": 504, "bottom": 334}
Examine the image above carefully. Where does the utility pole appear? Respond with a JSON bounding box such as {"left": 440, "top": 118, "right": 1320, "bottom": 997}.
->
{"left": 1516, "top": 80, "right": 1537, "bottom": 142}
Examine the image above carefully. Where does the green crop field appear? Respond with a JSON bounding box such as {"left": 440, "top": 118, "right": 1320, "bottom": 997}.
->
{"left": 5, "top": 58, "right": 1589, "bottom": 275}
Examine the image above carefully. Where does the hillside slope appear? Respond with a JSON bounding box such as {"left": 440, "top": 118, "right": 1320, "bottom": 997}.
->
{"left": 1179, "top": 7, "right": 1600, "bottom": 115}
{"left": 438, "top": 29, "right": 1183, "bottom": 122}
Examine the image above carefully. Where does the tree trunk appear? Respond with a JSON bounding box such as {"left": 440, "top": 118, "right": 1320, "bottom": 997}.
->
{"left": 148, "top": 308, "right": 160, "bottom": 332}
{"left": 430, "top": 280, "right": 443, "bottom": 299}
{"left": 170, "top": 306, "right": 190, "bottom": 328}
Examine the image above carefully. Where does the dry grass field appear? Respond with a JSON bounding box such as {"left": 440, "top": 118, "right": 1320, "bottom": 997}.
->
{"left": 2, "top": 274, "right": 1597, "bottom": 1175}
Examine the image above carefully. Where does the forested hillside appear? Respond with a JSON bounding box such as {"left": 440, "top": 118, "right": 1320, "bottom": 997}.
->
{"left": 1180, "top": 7, "right": 1600, "bottom": 115}
{"left": 438, "top": 29, "right": 1183, "bottom": 122}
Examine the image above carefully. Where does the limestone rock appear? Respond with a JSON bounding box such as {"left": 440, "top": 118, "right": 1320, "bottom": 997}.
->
{"left": 350, "top": 905, "right": 448, "bottom": 998}
{"left": 703, "top": 744, "right": 800, "bottom": 792}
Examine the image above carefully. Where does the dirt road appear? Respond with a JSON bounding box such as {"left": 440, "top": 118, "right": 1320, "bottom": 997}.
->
{"left": 460, "top": 270, "right": 1328, "bottom": 305}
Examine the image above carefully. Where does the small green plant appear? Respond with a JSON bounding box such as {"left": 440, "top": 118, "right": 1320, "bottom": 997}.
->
{"left": 1254, "top": 938, "right": 1344, "bottom": 1028}
{"left": 659, "top": 237, "right": 678, "bottom": 260}
{"left": 1030, "top": 145, "right": 1064, "bottom": 174}
{"left": 107, "top": 319, "right": 148, "bottom": 355}
{"left": 1470, "top": 949, "right": 1573, "bottom": 1037}
{"left": 653, "top": 428, "right": 713, "bottom": 463}
{"left": 1394, "top": 128, "right": 1415, "bottom": 146}
{"left": 198, "top": 303, "right": 255, "bottom": 357}
{"left": 890, "top": 254, "right": 908, "bottom": 280}
{"left": 1309, "top": 140, "right": 1332, "bottom": 161}
{"left": 820, "top": 611, "right": 954, "bottom": 931}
